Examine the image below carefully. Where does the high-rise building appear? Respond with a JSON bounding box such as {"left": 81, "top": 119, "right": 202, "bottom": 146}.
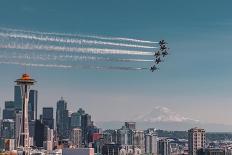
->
{"left": 28, "top": 90, "right": 38, "bottom": 121}
{"left": 117, "top": 126, "right": 133, "bottom": 145}
{"left": 14, "top": 85, "right": 22, "bottom": 111}
{"left": 125, "top": 122, "right": 136, "bottom": 130}
{"left": 81, "top": 114, "right": 92, "bottom": 145}
{"left": 70, "top": 112, "right": 81, "bottom": 129}
{"left": 43, "top": 126, "right": 54, "bottom": 150}
{"left": 132, "top": 130, "right": 145, "bottom": 153}
{"left": 3, "top": 101, "right": 15, "bottom": 120}
{"left": 56, "top": 97, "right": 69, "bottom": 139}
{"left": 42, "top": 107, "right": 54, "bottom": 129}
{"left": 158, "top": 138, "right": 170, "bottom": 155}
{"left": 103, "top": 130, "right": 118, "bottom": 144}
{"left": 188, "top": 127, "right": 206, "bottom": 155}
{"left": 70, "top": 128, "right": 82, "bottom": 148}
{"left": 34, "top": 120, "right": 45, "bottom": 147}
{"left": 1, "top": 119, "right": 15, "bottom": 139}
{"left": 145, "top": 129, "right": 158, "bottom": 155}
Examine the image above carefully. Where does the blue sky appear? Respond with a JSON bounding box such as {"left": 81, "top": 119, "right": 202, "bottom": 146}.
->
{"left": 1, "top": 0, "right": 232, "bottom": 125}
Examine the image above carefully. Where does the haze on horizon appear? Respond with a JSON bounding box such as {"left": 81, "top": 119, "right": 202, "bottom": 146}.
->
{"left": 0, "top": 0, "right": 232, "bottom": 128}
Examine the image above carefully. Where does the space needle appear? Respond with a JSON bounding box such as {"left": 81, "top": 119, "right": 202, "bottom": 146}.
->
{"left": 15, "top": 73, "right": 36, "bottom": 154}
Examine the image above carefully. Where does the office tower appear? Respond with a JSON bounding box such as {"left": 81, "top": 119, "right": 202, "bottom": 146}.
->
{"left": 1, "top": 119, "right": 15, "bottom": 139}
{"left": 15, "top": 112, "right": 22, "bottom": 148}
{"left": 145, "top": 129, "right": 158, "bottom": 155}
{"left": 43, "top": 126, "right": 54, "bottom": 151}
{"left": 188, "top": 127, "right": 206, "bottom": 155}
{"left": 44, "top": 126, "right": 54, "bottom": 142}
{"left": 28, "top": 90, "right": 38, "bottom": 121}
{"left": 3, "top": 101, "right": 15, "bottom": 120}
{"left": 158, "top": 138, "right": 170, "bottom": 155}
{"left": 81, "top": 114, "right": 92, "bottom": 145}
{"left": 103, "top": 130, "right": 118, "bottom": 144}
{"left": 125, "top": 122, "right": 136, "bottom": 130}
{"left": 42, "top": 107, "right": 54, "bottom": 129}
{"left": 15, "top": 73, "right": 36, "bottom": 152}
{"left": 117, "top": 126, "right": 133, "bottom": 145}
{"left": 132, "top": 130, "right": 145, "bottom": 153}
{"left": 34, "top": 120, "right": 45, "bottom": 147}
{"left": 29, "top": 121, "right": 35, "bottom": 140}
{"left": 70, "top": 128, "right": 82, "bottom": 148}
{"left": 70, "top": 112, "right": 81, "bottom": 129}
{"left": 14, "top": 85, "right": 22, "bottom": 111}
{"left": 56, "top": 97, "right": 69, "bottom": 139}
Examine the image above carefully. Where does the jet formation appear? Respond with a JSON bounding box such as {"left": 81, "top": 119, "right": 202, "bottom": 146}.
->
{"left": 150, "top": 40, "right": 170, "bottom": 72}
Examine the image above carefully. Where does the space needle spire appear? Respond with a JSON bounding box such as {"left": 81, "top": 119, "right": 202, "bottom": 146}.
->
{"left": 15, "top": 73, "right": 36, "bottom": 154}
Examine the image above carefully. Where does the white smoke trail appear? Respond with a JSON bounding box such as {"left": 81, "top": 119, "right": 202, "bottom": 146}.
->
{"left": 91, "top": 66, "right": 148, "bottom": 71}
{"left": 0, "top": 61, "right": 72, "bottom": 68}
{"left": 0, "top": 54, "right": 153, "bottom": 62}
{"left": 0, "top": 43, "right": 153, "bottom": 55}
{"left": 0, "top": 61, "right": 148, "bottom": 71}
{"left": 0, "top": 27, "right": 157, "bottom": 44}
{"left": 77, "top": 34, "right": 158, "bottom": 44}
{"left": 0, "top": 32, "right": 156, "bottom": 49}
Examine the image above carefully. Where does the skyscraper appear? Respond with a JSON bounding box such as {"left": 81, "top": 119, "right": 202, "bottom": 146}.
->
{"left": 1, "top": 119, "right": 15, "bottom": 139}
{"left": 70, "top": 112, "right": 81, "bottom": 129}
{"left": 125, "top": 122, "right": 136, "bottom": 130}
{"left": 132, "top": 130, "right": 145, "bottom": 153}
{"left": 158, "top": 138, "right": 170, "bottom": 155}
{"left": 3, "top": 101, "right": 15, "bottom": 120}
{"left": 188, "top": 127, "right": 206, "bottom": 155}
{"left": 56, "top": 97, "right": 69, "bottom": 139}
{"left": 28, "top": 90, "right": 38, "bottom": 121}
{"left": 81, "top": 114, "right": 92, "bottom": 145}
{"left": 145, "top": 129, "right": 158, "bottom": 155}
{"left": 34, "top": 120, "right": 45, "bottom": 147}
{"left": 70, "top": 128, "right": 82, "bottom": 148}
{"left": 117, "top": 126, "right": 133, "bottom": 145}
{"left": 42, "top": 107, "right": 54, "bottom": 129}
{"left": 14, "top": 85, "right": 22, "bottom": 111}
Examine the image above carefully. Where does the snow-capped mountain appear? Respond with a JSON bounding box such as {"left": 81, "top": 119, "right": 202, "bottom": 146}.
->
{"left": 133, "top": 106, "right": 199, "bottom": 123}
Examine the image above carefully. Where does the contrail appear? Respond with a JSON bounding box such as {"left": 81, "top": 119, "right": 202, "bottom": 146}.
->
{"left": 0, "top": 27, "right": 157, "bottom": 44}
{"left": 0, "top": 54, "right": 153, "bottom": 62}
{"left": 87, "top": 66, "right": 149, "bottom": 71}
{"left": 0, "top": 61, "right": 72, "bottom": 68}
{"left": 0, "top": 60, "right": 148, "bottom": 71}
{"left": 0, "top": 32, "right": 157, "bottom": 49}
{"left": 0, "top": 43, "right": 153, "bottom": 55}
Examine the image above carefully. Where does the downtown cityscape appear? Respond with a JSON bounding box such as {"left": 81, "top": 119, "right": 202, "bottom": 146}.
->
{"left": 1, "top": 74, "right": 232, "bottom": 155}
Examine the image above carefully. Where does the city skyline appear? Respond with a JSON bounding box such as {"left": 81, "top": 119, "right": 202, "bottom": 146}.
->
{"left": 1, "top": 0, "right": 232, "bottom": 127}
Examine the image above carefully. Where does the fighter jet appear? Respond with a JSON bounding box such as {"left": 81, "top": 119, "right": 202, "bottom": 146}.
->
{"left": 159, "top": 40, "right": 167, "bottom": 46}
{"left": 155, "top": 57, "right": 162, "bottom": 64}
{"left": 160, "top": 45, "right": 168, "bottom": 51}
{"left": 154, "top": 51, "right": 161, "bottom": 58}
{"left": 150, "top": 65, "right": 158, "bottom": 72}
{"left": 162, "top": 50, "right": 169, "bottom": 57}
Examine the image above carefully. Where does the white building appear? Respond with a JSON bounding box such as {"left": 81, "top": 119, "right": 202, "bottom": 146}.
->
{"left": 145, "top": 129, "right": 157, "bottom": 155}
{"left": 70, "top": 128, "right": 82, "bottom": 148}
{"left": 188, "top": 127, "right": 206, "bottom": 155}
